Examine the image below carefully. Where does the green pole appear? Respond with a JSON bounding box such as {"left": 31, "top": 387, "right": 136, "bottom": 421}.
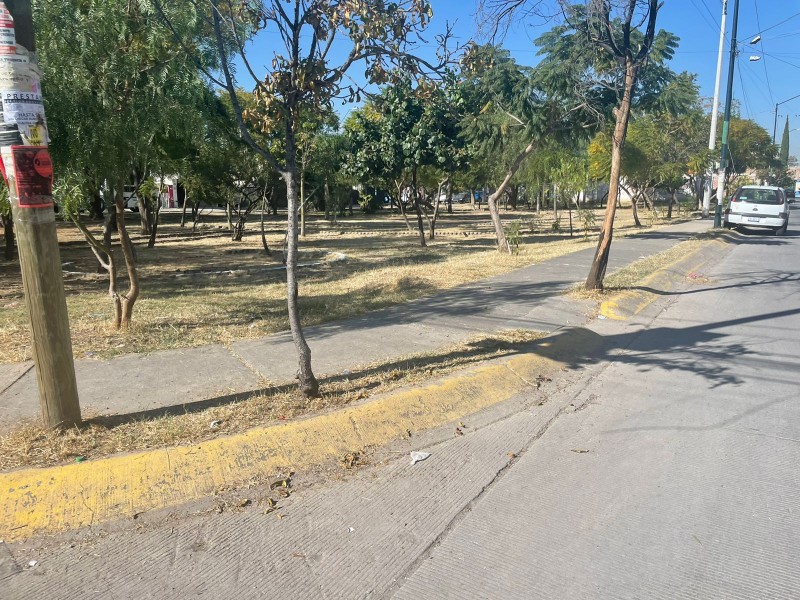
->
{"left": 715, "top": 0, "right": 740, "bottom": 228}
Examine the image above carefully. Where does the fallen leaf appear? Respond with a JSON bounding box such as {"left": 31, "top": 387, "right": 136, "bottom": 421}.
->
{"left": 571, "top": 448, "right": 590, "bottom": 454}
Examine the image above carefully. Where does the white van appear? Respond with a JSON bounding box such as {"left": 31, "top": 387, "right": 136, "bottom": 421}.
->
{"left": 123, "top": 185, "right": 140, "bottom": 211}
{"left": 724, "top": 185, "right": 789, "bottom": 235}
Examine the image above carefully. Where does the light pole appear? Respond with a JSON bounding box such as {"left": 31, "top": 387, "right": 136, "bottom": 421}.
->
{"left": 702, "top": 0, "right": 727, "bottom": 218}
{"left": 715, "top": 0, "right": 741, "bottom": 228}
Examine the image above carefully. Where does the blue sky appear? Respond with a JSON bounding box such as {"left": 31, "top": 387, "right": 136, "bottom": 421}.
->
{"left": 242, "top": 1, "right": 800, "bottom": 155}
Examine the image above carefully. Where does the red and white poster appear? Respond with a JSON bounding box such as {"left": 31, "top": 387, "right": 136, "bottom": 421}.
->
{"left": 0, "top": 3, "right": 15, "bottom": 55}
{"left": 10, "top": 145, "right": 53, "bottom": 208}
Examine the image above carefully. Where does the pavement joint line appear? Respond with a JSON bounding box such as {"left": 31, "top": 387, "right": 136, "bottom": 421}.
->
{"left": 599, "top": 235, "right": 731, "bottom": 321}
{"left": 223, "top": 343, "right": 273, "bottom": 388}
{"left": 0, "top": 331, "right": 599, "bottom": 543}
{"left": 0, "top": 364, "right": 33, "bottom": 397}
{"left": 379, "top": 378, "right": 579, "bottom": 600}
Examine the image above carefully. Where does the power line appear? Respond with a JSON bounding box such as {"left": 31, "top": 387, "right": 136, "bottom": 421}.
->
{"left": 752, "top": 0, "right": 775, "bottom": 106}
{"left": 697, "top": 0, "right": 721, "bottom": 29}
{"left": 735, "top": 56, "right": 753, "bottom": 118}
{"left": 741, "top": 10, "right": 800, "bottom": 40}
{"left": 689, "top": 0, "right": 722, "bottom": 33}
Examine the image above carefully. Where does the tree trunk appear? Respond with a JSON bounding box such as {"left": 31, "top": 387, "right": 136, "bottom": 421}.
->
{"left": 136, "top": 182, "right": 151, "bottom": 236}
{"left": 71, "top": 213, "right": 121, "bottom": 328}
{"left": 622, "top": 185, "right": 642, "bottom": 227}
{"left": 100, "top": 188, "right": 117, "bottom": 274}
{"left": 180, "top": 191, "right": 189, "bottom": 227}
{"left": 300, "top": 164, "right": 306, "bottom": 237}
{"left": 395, "top": 181, "right": 413, "bottom": 231}
{"left": 586, "top": 59, "right": 638, "bottom": 290}
{"left": 411, "top": 170, "right": 426, "bottom": 247}
{"left": 114, "top": 186, "right": 139, "bottom": 328}
{"left": 486, "top": 141, "right": 535, "bottom": 252}
{"left": 324, "top": 181, "right": 330, "bottom": 221}
{"left": 284, "top": 136, "right": 319, "bottom": 397}
{"left": 147, "top": 184, "right": 163, "bottom": 248}
{"left": 667, "top": 189, "right": 676, "bottom": 219}
{"left": 1, "top": 213, "right": 14, "bottom": 260}
{"left": 260, "top": 191, "right": 271, "bottom": 255}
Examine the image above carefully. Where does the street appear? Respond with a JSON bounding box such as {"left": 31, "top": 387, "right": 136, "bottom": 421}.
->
{"left": 4, "top": 217, "right": 800, "bottom": 599}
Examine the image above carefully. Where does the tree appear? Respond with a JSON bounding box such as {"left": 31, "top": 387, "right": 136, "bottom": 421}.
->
{"left": 459, "top": 44, "right": 591, "bottom": 252}
{"left": 37, "top": 0, "right": 213, "bottom": 327}
{"left": 579, "top": 0, "right": 664, "bottom": 290}
{"left": 155, "top": 0, "right": 450, "bottom": 397}
{"left": 724, "top": 118, "right": 778, "bottom": 189}
{"left": 780, "top": 116, "right": 790, "bottom": 168}
{"left": 345, "top": 78, "right": 465, "bottom": 245}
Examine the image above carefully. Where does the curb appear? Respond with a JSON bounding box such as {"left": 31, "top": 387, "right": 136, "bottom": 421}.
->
{"left": 0, "top": 328, "right": 601, "bottom": 542}
{"left": 600, "top": 233, "right": 732, "bottom": 321}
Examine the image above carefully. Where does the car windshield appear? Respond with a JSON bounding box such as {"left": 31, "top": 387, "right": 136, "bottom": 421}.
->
{"left": 734, "top": 188, "right": 782, "bottom": 204}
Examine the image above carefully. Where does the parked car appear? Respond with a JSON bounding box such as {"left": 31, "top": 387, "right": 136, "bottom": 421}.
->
{"left": 724, "top": 185, "right": 789, "bottom": 235}
{"left": 784, "top": 188, "right": 796, "bottom": 203}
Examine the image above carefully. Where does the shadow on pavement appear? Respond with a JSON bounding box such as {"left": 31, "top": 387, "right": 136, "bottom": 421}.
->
{"left": 88, "top": 307, "right": 800, "bottom": 429}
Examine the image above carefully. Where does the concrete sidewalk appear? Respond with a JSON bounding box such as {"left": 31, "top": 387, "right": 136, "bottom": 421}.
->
{"left": 0, "top": 218, "right": 710, "bottom": 430}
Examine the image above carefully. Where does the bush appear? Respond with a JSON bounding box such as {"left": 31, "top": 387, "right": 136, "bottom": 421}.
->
{"left": 576, "top": 207, "right": 596, "bottom": 240}
{"left": 506, "top": 220, "right": 522, "bottom": 254}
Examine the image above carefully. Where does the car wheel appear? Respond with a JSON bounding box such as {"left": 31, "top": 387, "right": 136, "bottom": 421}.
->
{"left": 723, "top": 220, "right": 731, "bottom": 229}
{"left": 775, "top": 221, "right": 788, "bottom": 236}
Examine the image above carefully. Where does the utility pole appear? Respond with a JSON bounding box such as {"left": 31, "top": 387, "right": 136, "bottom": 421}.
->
{"left": 772, "top": 93, "right": 800, "bottom": 144}
{"left": 2, "top": 1, "right": 81, "bottom": 427}
{"left": 715, "top": 0, "right": 740, "bottom": 228}
{"left": 702, "top": 0, "right": 727, "bottom": 218}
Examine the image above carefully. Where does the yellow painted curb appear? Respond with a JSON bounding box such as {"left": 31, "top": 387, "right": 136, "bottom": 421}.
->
{"left": 0, "top": 328, "right": 600, "bottom": 542}
{"left": 600, "top": 237, "right": 728, "bottom": 321}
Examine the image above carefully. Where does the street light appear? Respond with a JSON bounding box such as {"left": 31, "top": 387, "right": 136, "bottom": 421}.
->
{"left": 773, "top": 93, "right": 800, "bottom": 143}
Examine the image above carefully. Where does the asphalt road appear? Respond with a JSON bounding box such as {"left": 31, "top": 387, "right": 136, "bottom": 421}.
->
{"left": 4, "top": 215, "right": 800, "bottom": 599}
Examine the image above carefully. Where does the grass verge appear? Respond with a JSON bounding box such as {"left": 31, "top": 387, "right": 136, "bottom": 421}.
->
{"left": 568, "top": 237, "right": 707, "bottom": 301}
{"left": 0, "top": 207, "right": 689, "bottom": 363}
{"left": 0, "top": 329, "right": 543, "bottom": 471}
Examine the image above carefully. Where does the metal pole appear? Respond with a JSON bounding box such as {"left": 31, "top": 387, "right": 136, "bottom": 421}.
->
{"left": 774, "top": 102, "right": 779, "bottom": 144}
{"left": 2, "top": 1, "right": 81, "bottom": 428}
{"left": 703, "top": 0, "right": 727, "bottom": 218}
{"left": 715, "top": 0, "right": 740, "bottom": 228}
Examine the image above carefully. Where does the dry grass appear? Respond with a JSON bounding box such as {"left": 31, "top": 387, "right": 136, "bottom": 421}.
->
{"left": 568, "top": 238, "right": 707, "bottom": 300}
{"left": 0, "top": 329, "right": 544, "bottom": 471}
{"left": 0, "top": 205, "right": 688, "bottom": 363}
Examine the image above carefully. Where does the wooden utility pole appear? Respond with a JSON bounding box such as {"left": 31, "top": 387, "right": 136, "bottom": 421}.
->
{"left": 2, "top": 1, "right": 81, "bottom": 427}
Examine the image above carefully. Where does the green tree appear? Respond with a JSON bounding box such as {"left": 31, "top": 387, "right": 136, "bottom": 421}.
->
{"left": 780, "top": 116, "right": 790, "bottom": 168}
{"left": 345, "top": 78, "right": 465, "bottom": 245}
{"left": 37, "top": 0, "right": 213, "bottom": 328}
{"left": 156, "top": 0, "right": 447, "bottom": 397}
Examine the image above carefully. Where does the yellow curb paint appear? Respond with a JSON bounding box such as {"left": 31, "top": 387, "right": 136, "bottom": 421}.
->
{"left": 0, "top": 329, "right": 599, "bottom": 542}
{"left": 599, "top": 238, "right": 727, "bottom": 321}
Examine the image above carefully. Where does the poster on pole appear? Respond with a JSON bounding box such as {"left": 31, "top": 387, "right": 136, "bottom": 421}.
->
{"left": 9, "top": 145, "right": 54, "bottom": 208}
{"left": 0, "top": 44, "right": 49, "bottom": 144}
{"left": 0, "top": 4, "right": 15, "bottom": 55}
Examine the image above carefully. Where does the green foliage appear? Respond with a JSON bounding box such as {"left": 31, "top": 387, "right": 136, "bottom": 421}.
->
{"left": 576, "top": 207, "right": 596, "bottom": 240}
{"left": 36, "top": 0, "right": 215, "bottom": 197}
{"left": 505, "top": 220, "right": 522, "bottom": 254}
{"left": 725, "top": 118, "right": 778, "bottom": 175}
{"left": 780, "top": 117, "right": 790, "bottom": 168}
{"left": 344, "top": 78, "right": 466, "bottom": 188}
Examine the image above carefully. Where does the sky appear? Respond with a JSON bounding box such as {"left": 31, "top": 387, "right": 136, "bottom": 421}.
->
{"left": 241, "top": 1, "right": 800, "bottom": 156}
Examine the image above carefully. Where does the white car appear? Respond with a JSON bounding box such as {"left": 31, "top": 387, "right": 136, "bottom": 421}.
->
{"left": 724, "top": 185, "right": 789, "bottom": 235}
